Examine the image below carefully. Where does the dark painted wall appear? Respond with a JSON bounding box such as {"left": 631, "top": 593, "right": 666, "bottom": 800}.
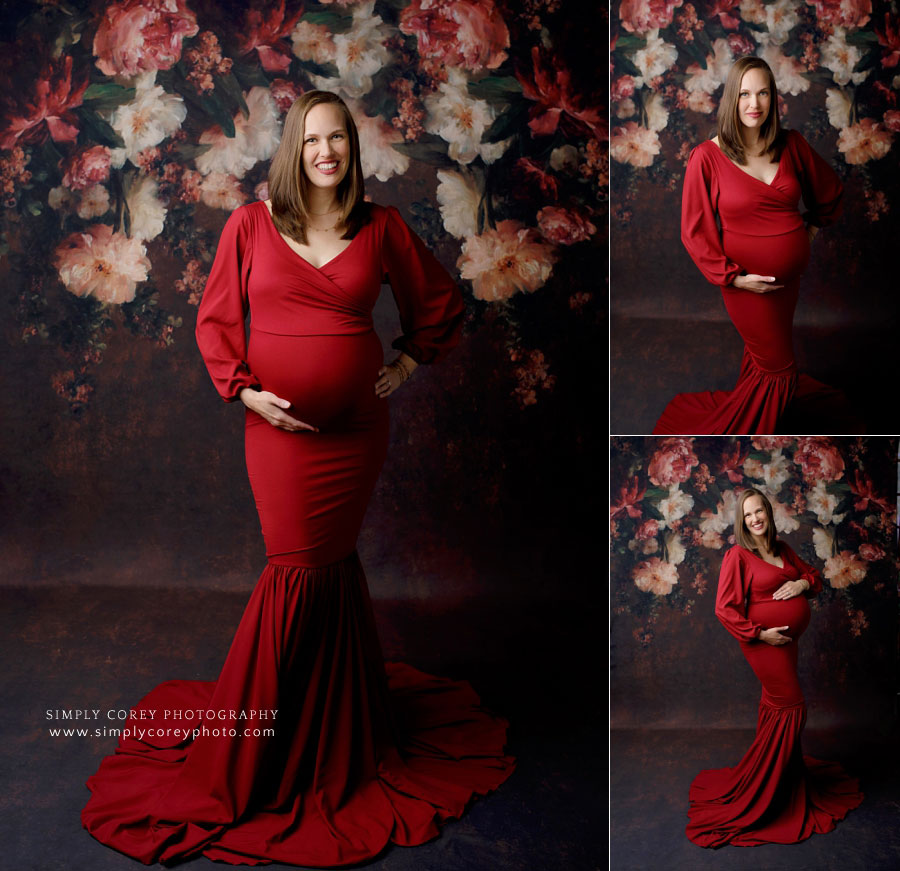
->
{"left": 0, "top": 0, "right": 603, "bottom": 597}
{"left": 610, "top": 437, "right": 899, "bottom": 729}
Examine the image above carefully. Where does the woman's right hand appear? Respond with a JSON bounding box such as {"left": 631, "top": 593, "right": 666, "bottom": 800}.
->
{"left": 732, "top": 273, "right": 783, "bottom": 293}
{"left": 239, "top": 388, "right": 319, "bottom": 432}
{"left": 758, "top": 626, "right": 791, "bottom": 645}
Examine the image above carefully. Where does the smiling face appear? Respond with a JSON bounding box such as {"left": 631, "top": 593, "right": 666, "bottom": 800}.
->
{"left": 742, "top": 493, "right": 769, "bottom": 539}
{"left": 300, "top": 102, "right": 351, "bottom": 192}
{"left": 737, "top": 67, "right": 771, "bottom": 131}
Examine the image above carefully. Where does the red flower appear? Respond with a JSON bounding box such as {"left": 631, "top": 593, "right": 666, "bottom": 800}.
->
{"left": 236, "top": 0, "right": 303, "bottom": 74}
{"left": 793, "top": 437, "right": 845, "bottom": 483}
{"left": 718, "top": 441, "right": 749, "bottom": 484}
{"left": 619, "top": 0, "right": 684, "bottom": 33}
{"left": 705, "top": 0, "right": 740, "bottom": 29}
{"left": 513, "top": 157, "right": 559, "bottom": 201}
{"left": 517, "top": 46, "right": 605, "bottom": 140}
{"left": 849, "top": 470, "right": 893, "bottom": 514}
{"left": 876, "top": 13, "right": 900, "bottom": 69}
{"left": 61, "top": 145, "right": 111, "bottom": 191}
{"left": 611, "top": 476, "right": 646, "bottom": 520}
{"left": 0, "top": 54, "right": 88, "bottom": 149}
{"left": 806, "top": 0, "right": 871, "bottom": 30}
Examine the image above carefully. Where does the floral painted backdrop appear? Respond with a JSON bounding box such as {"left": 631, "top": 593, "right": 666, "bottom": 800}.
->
{"left": 610, "top": 437, "right": 898, "bottom": 725}
{"left": 610, "top": 0, "right": 899, "bottom": 221}
{"left": 0, "top": 0, "right": 603, "bottom": 413}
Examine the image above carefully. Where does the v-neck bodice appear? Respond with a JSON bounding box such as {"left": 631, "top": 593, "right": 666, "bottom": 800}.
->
{"left": 260, "top": 202, "right": 359, "bottom": 272}
{"left": 709, "top": 141, "right": 782, "bottom": 188}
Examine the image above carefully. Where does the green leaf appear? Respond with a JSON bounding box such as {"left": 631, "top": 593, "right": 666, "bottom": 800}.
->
{"left": 391, "top": 139, "right": 456, "bottom": 168}
{"left": 82, "top": 83, "right": 135, "bottom": 113}
{"left": 295, "top": 58, "right": 340, "bottom": 79}
{"left": 682, "top": 39, "right": 708, "bottom": 69}
{"left": 301, "top": 10, "right": 349, "bottom": 29}
{"left": 846, "top": 30, "right": 880, "bottom": 46}
{"left": 854, "top": 48, "right": 880, "bottom": 74}
{"left": 173, "top": 142, "right": 213, "bottom": 161}
{"left": 644, "top": 487, "right": 669, "bottom": 501}
{"left": 26, "top": 201, "right": 42, "bottom": 216}
{"left": 612, "top": 52, "right": 640, "bottom": 77}
{"left": 75, "top": 108, "right": 125, "bottom": 148}
{"left": 482, "top": 102, "right": 528, "bottom": 144}
{"left": 231, "top": 61, "right": 271, "bottom": 89}
{"left": 216, "top": 72, "right": 249, "bottom": 119}
{"left": 614, "top": 34, "right": 646, "bottom": 52}
{"left": 467, "top": 77, "right": 523, "bottom": 102}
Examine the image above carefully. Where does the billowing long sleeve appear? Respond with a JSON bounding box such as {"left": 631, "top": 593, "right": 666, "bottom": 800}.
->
{"left": 715, "top": 548, "right": 763, "bottom": 642}
{"left": 381, "top": 206, "right": 465, "bottom": 364}
{"left": 790, "top": 130, "right": 843, "bottom": 228}
{"left": 780, "top": 542, "right": 823, "bottom": 596}
{"left": 681, "top": 147, "right": 743, "bottom": 288}
{"left": 195, "top": 208, "right": 261, "bottom": 402}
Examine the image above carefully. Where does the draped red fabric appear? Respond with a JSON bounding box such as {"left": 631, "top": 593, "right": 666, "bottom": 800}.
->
{"left": 81, "top": 202, "right": 515, "bottom": 865}
{"left": 653, "top": 130, "right": 851, "bottom": 435}
{"left": 686, "top": 545, "right": 863, "bottom": 847}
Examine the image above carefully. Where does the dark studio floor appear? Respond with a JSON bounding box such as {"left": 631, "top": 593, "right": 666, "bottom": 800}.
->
{"left": 610, "top": 727, "right": 900, "bottom": 871}
{"left": 0, "top": 584, "right": 603, "bottom": 871}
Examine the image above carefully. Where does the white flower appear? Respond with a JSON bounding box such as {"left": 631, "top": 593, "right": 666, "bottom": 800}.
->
{"left": 48, "top": 185, "right": 77, "bottom": 211}
{"left": 760, "top": 44, "right": 810, "bottom": 96}
{"left": 685, "top": 39, "right": 733, "bottom": 95}
{"left": 644, "top": 92, "right": 669, "bottom": 133}
{"left": 616, "top": 98, "right": 636, "bottom": 119}
{"left": 826, "top": 88, "right": 852, "bottom": 129}
{"left": 767, "top": 491, "right": 799, "bottom": 534}
{"left": 353, "top": 107, "right": 409, "bottom": 181}
{"left": 479, "top": 135, "right": 512, "bottom": 165}
{"left": 291, "top": 20, "right": 336, "bottom": 65}
{"left": 807, "top": 480, "right": 846, "bottom": 526}
{"left": 436, "top": 168, "right": 481, "bottom": 239}
{"left": 758, "top": 450, "right": 790, "bottom": 494}
{"left": 820, "top": 28, "right": 869, "bottom": 87}
{"left": 125, "top": 175, "right": 166, "bottom": 240}
{"left": 812, "top": 526, "right": 834, "bottom": 561}
{"left": 665, "top": 531, "right": 686, "bottom": 566}
{"left": 632, "top": 31, "right": 678, "bottom": 87}
{"left": 550, "top": 144, "right": 579, "bottom": 173}
{"left": 199, "top": 172, "right": 246, "bottom": 211}
{"left": 760, "top": 0, "right": 800, "bottom": 46}
{"left": 699, "top": 489, "right": 739, "bottom": 535}
{"left": 657, "top": 485, "right": 694, "bottom": 529}
{"left": 196, "top": 86, "right": 281, "bottom": 178}
{"left": 311, "top": 1, "right": 390, "bottom": 98}
{"left": 686, "top": 90, "right": 716, "bottom": 114}
{"left": 739, "top": 0, "right": 767, "bottom": 25}
{"left": 108, "top": 71, "right": 187, "bottom": 167}
{"left": 77, "top": 184, "right": 110, "bottom": 219}
{"left": 424, "top": 69, "right": 496, "bottom": 165}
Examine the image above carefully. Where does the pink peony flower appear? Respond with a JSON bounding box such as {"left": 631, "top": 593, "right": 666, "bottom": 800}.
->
{"left": 805, "top": 0, "right": 871, "bottom": 30}
{"left": 648, "top": 438, "right": 699, "bottom": 487}
{"left": 0, "top": 54, "right": 88, "bottom": 149}
{"left": 793, "top": 437, "right": 845, "bottom": 482}
{"left": 823, "top": 550, "right": 867, "bottom": 589}
{"left": 458, "top": 220, "right": 557, "bottom": 302}
{"left": 883, "top": 109, "right": 900, "bottom": 132}
{"left": 611, "top": 76, "right": 636, "bottom": 102}
{"left": 237, "top": 0, "right": 303, "bottom": 74}
{"left": 199, "top": 172, "right": 246, "bottom": 211}
{"left": 632, "top": 557, "right": 679, "bottom": 595}
{"left": 610, "top": 122, "right": 661, "bottom": 168}
{"left": 537, "top": 206, "right": 597, "bottom": 245}
{"left": 634, "top": 518, "right": 660, "bottom": 540}
{"left": 399, "top": 0, "right": 509, "bottom": 73}
{"left": 93, "top": 0, "right": 199, "bottom": 78}
{"left": 838, "top": 118, "right": 894, "bottom": 164}
{"left": 61, "top": 146, "right": 111, "bottom": 191}
{"left": 269, "top": 78, "right": 304, "bottom": 115}
{"left": 752, "top": 437, "right": 794, "bottom": 451}
{"left": 619, "top": 0, "right": 684, "bottom": 33}
{"left": 54, "top": 224, "right": 150, "bottom": 303}
{"left": 858, "top": 543, "right": 885, "bottom": 562}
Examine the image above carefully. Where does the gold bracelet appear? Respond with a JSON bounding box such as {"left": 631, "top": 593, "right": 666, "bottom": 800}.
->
{"left": 393, "top": 357, "right": 412, "bottom": 382}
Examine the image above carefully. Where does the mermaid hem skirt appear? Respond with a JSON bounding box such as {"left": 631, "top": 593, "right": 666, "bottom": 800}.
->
{"left": 80, "top": 552, "right": 516, "bottom": 867}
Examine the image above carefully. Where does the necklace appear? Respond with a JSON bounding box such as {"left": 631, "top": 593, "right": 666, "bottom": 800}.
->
{"left": 308, "top": 206, "right": 340, "bottom": 216}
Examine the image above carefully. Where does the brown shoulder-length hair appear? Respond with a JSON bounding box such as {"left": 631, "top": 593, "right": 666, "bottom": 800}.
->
{"left": 717, "top": 56, "right": 786, "bottom": 165}
{"left": 268, "top": 90, "right": 369, "bottom": 244}
{"left": 734, "top": 487, "right": 779, "bottom": 556}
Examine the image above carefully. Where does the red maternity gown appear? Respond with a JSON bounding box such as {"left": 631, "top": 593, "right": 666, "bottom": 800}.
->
{"left": 81, "top": 201, "right": 516, "bottom": 866}
{"left": 686, "top": 543, "right": 862, "bottom": 847}
{"left": 653, "top": 130, "right": 846, "bottom": 435}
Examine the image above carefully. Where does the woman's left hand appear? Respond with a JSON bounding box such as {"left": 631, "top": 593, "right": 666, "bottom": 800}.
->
{"left": 375, "top": 353, "right": 419, "bottom": 399}
{"left": 772, "top": 579, "right": 809, "bottom": 600}
{"left": 806, "top": 224, "right": 819, "bottom": 244}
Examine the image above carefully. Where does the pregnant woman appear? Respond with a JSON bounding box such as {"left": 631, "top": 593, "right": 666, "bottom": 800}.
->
{"left": 686, "top": 488, "right": 862, "bottom": 847}
{"left": 653, "top": 56, "right": 847, "bottom": 435}
{"left": 81, "top": 91, "right": 515, "bottom": 865}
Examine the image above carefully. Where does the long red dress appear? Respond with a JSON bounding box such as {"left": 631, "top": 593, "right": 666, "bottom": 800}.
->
{"left": 81, "top": 201, "right": 516, "bottom": 866}
{"left": 686, "top": 543, "right": 863, "bottom": 847}
{"left": 653, "top": 130, "right": 845, "bottom": 435}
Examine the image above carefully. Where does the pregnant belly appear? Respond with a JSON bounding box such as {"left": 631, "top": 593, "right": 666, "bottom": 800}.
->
{"left": 747, "top": 595, "right": 811, "bottom": 641}
{"left": 722, "top": 225, "right": 810, "bottom": 284}
{"left": 247, "top": 329, "right": 384, "bottom": 430}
